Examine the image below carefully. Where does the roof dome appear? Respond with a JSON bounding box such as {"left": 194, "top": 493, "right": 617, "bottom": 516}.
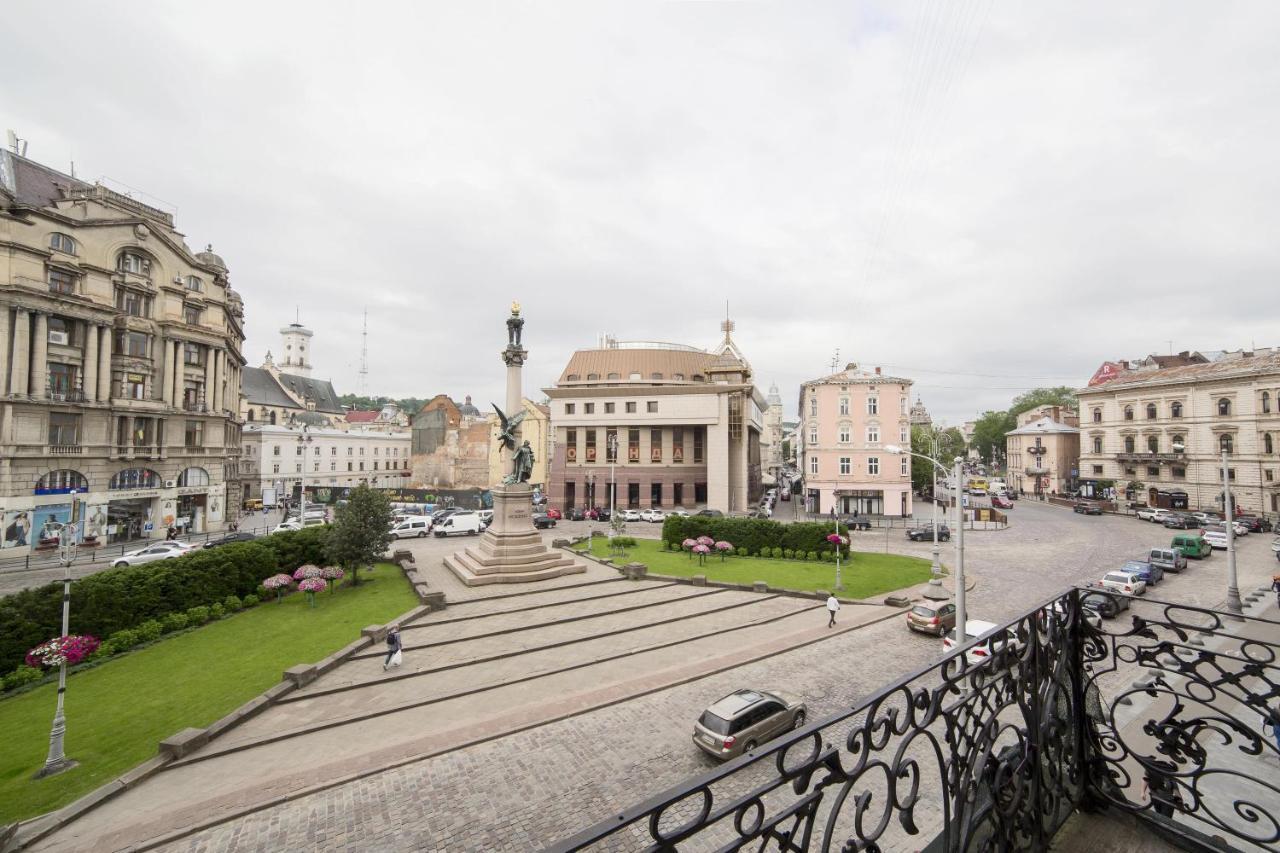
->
{"left": 195, "top": 243, "right": 227, "bottom": 271}
{"left": 458, "top": 395, "right": 481, "bottom": 417}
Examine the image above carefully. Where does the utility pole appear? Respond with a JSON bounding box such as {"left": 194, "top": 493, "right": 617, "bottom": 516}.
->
{"left": 1222, "top": 450, "right": 1242, "bottom": 617}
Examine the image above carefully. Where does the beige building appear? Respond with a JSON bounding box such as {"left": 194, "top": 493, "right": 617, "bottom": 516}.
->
{"left": 544, "top": 323, "right": 764, "bottom": 513}
{"left": 762, "top": 383, "right": 784, "bottom": 483}
{"left": 241, "top": 423, "right": 410, "bottom": 505}
{"left": 0, "top": 150, "right": 245, "bottom": 546}
{"left": 798, "top": 363, "right": 913, "bottom": 517}
{"left": 241, "top": 322, "right": 345, "bottom": 429}
{"left": 487, "top": 398, "right": 551, "bottom": 488}
{"left": 1004, "top": 406, "right": 1080, "bottom": 496}
{"left": 1076, "top": 349, "right": 1280, "bottom": 515}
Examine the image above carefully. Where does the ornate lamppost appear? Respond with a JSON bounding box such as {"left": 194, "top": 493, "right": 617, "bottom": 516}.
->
{"left": 37, "top": 493, "right": 80, "bottom": 778}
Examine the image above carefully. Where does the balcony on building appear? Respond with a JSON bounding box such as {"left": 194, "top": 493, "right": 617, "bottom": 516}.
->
{"left": 1115, "top": 451, "right": 1187, "bottom": 464}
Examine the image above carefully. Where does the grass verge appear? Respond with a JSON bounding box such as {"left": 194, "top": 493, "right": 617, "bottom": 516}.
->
{"left": 0, "top": 562, "right": 416, "bottom": 824}
{"left": 575, "top": 538, "right": 933, "bottom": 598}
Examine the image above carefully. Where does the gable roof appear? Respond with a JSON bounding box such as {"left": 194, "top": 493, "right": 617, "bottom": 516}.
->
{"left": 242, "top": 367, "right": 297, "bottom": 408}
{"left": 1006, "top": 416, "right": 1079, "bottom": 437}
{"left": 345, "top": 410, "right": 379, "bottom": 423}
{"left": 242, "top": 367, "right": 344, "bottom": 413}
{"left": 1079, "top": 350, "right": 1280, "bottom": 394}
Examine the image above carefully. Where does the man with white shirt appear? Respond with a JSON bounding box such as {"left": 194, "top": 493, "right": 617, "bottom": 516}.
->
{"left": 826, "top": 594, "right": 840, "bottom": 628}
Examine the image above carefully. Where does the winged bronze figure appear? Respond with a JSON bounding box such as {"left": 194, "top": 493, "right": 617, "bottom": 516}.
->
{"left": 493, "top": 403, "right": 532, "bottom": 484}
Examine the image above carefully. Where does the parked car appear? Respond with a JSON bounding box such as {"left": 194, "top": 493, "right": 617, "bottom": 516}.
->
{"left": 621, "top": 509, "right": 642, "bottom": 522}
{"left": 906, "top": 601, "right": 957, "bottom": 636}
{"left": 843, "top": 516, "right": 872, "bottom": 531}
{"left": 568, "top": 507, "right": 586, "bottom": 521}
{"left": 906, "top": 524, "right": 951, "bottom": 542}
{"left": 1136, "top": 506, "right": 1171, "bottom": 523}
{"left": 1147, "top": 547, "right": 1188, "bottom": 574}
{"left": 203, "top": 531, "right": 257, "bottom": 549}
{"left": 692, "top": 689, "right": 806, "bottom": 761}
{"left": 991, "top": 494, "right": 1013, "bottom": 509}
{"left": 431, "top": 508, "right": 461, "bottom": 524}
{"left": 1162, "top": 513, "right": 1200, "bottom": 530}
{"left": 1237, "top": 515, "right": 1272, "bottom": 533}
{"left": 669, "top": 508, "right": 691, "bottom": 517}
{"left": 1171, "top": 532, "right": 1212, "bottom": 559}
{"left": 639, "top": 508, "right": 665, "bottom": 523}
{"left": 695, "top": 509, "right": 724, "bottom": 518}
{"left": 1121, "top": 558, "right": 1163, "bottom": 586}
{"left": 272, "top": 520, "right": 302, "bottom": 533}
{"left": 434, "top": 512, "right": 483, "bottom": 536}
{"left": 544, "top": 508, "right": 563, "bottom": 520}
{"left": 1190, "top": 511, "right": 1222, "bottom": 525}
{"left": 1098, "top": 570, "right": 1146, "bottom": 596}
{"left": 1073, "top": 501, "right": 1103, "bottom": 516}
{"left": 943, "top": 620, "right": 1023, "bottom": 665}
{"left": 531, "top": 513, "right": 557, "bottom": 529}
{"left": 390, "top": 517, "right": 432, "bottom": 539}
{"left": 1203, "top": 529, "right": 1229, "bottom": 550}
{"left": 1080, "top": 588, "right": 1131, "bottom": 619}
{"left": 112, "top": 543, "right": 191, "bottom": 567}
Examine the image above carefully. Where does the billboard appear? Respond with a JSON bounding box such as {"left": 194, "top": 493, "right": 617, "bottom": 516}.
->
{"left": 1087, "top": 362, "right": 1127, "bottom": 387}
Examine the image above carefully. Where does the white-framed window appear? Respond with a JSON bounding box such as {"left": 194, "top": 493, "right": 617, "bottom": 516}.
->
{"left": 867, "top": 425, "right": 880, "bottom": 443}
{"left": 900, "top": 396, "right": 908, "bottom": 414}
{"left": 901, "top": 456, "right": 909, "bottom": 476}
{"left": 809, "top": 396, "right": 818, "bottom": 417}
{"left": 185, "top": 275, "right": 203, "bottom": 292}
{"left": 838, "top": 397, "right": 849, "bottom": 415}
{"left": 50, "top": 233, "right": 77, "bottom": 255}
{"left": 809, "top": 426, "right": 818, "bottom": 445}
{"left": 838, "top": 424, "right": 850, "bottom": 443}
{"left": 839, "top": 457, "right": 851, "bottom": 474}
{"left": 809, "top": 455, "right": 818, "bottom": 475}
{"left": 900, "top": 426, "right": 908, "bottom": 443}
{"left": 117, "top": 250, "right": 151, "bottom": 275}
{"left": 868, "top": 457, "right": 880, "bottom": 475}
{"left": 867, "top": 396, "right": 878, "bottom": 415}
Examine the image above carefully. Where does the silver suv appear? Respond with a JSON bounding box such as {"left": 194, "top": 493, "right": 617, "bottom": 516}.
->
{"left": 692, "top": 689, "right": 806, "bottom": 761}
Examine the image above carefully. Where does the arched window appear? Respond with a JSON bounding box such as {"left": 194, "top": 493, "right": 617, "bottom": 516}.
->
{"left": 177, "top": 467, "right": 210, "bottom": 487}
{"left": 606, "top": 372, "right": 620, "bottom": 380}
{"left": 1092, "top": 437, "right": 1102, "bottom": 454}
{"left": 1124, "top": 436, "right": 1135, "bottom": 453}
{"left": 1266, "top": 434, "right": 1274, "bottom": 454}
{"left": 117, "top": 250, "right": 152, "bottom": 276}
{"left": 1092, "top": 408, "right": 1102, "bottom": 423}
{"left": 1219, "top": 434, "right": 1233, "bottom": 454}
{"left": 269, "top": 411, "right": 277, "bottom": 425}
{"left": 110, "top": 468, "right": 161, "bottom": 489}
{"left": 35, "top": 469, "right": 88, "bottom": 494}
{"left": 673, "top": 373, "right": 685, "bottom": 381}
{"left": 1147, "top": 436, "right": 1159, "bottom": 453}
{"left": 565, "top": 374, "right": 580, "bottom": 381}
{"left": 1263, "top": 391, "right": 1272, "bottom": 414}
{"left": 1217, "top": 398, "right": 1231, "bottom": 416}
{"left": 49, "top": 233, "right": 77, "bottom": 255}
{"left": 185, "top": 275, "right": 203, "bottom": 292}
{"left": 1145, "top": 403, "right": 1157, "bottom": 420}
{"left": 247, "top": 409, "right": 255, "bottom": 422}
{"left": 1170, "top": 402, "right": 1182, "bottom": 418}
{"left": 586, "top": 373, "right": 600, "bottom": 380}
{"left": 1172, "top": 434, "right": 1185, "bottom": 452}
{"left": 1123, "top": 405, "right": 1134, "bottom": 421}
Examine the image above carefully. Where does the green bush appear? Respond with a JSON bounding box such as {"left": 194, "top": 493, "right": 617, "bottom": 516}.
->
{"left": 820, "top": 551, "right": 832, "bottom": 562}
{"left": 660, "top": 516, "right": 845, "bottom": 559}
{"left": 209, "top": 602, "right": 226, "bottom": 621}
{"left": 223, "top": 594, "right": 243, "bottom": 612}
{"left": 259, "top": 525, "right": 333, "bottom": 575}
{"left": 108, "top": 628, "right": 139, "bottom": 649}
{"left": 612, "top": 536, "right": 637, "bottom": 548}
{"left": 162, "top": 613, "right": 190, "bottom": 633}
{"left": 3, "top": 665, "right": 44, "bottom": 692}
{"left": 186, "top": 605, "right": 210, "bottom": 625}
{"left": 242, "top": 594, "right": 260, "bottom": 608}
{"left": 771, "top": 547, "right": 782, "bottom": 559}
{"left": 783, "top": 548, "right": 794, "bottom": 560}
{"left": 736, "top": 546, "right": 749, "bottom": 557}
{"left": 135, "top": 620, "right": 163, "bottom": 643}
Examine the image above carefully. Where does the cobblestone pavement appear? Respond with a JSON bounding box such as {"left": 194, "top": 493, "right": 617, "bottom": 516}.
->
{"left": 30, "top": 501, "right": 1280, "bottom": 852}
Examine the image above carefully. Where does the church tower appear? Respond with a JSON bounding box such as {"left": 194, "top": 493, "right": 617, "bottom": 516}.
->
{"left": 279, "top": 322, "right": 313, "bottom": 377}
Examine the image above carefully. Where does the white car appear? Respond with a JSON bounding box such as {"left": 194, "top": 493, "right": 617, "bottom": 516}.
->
{"left": 942, "top": 620, "right": 1022, "bottom": 665}
{"left": 622, "top": 509, "right": 642, "bottom": 522}
{"left": 273, "top": 520, "right": 301, "bottom": 533}
{"left": 1098, "top": 571, "right": 1146, "bottom": 596}
{"left": 639, "top": 509, "right": 665, "bottom": 523}
{"left": 1136, "top": 507, "right": 1171, "bottom": 523}
{"left": 669, "top": 509, "right": 691, "bottom": 517}
{"left": 112, "top": 543, "right": 192, "bottom": 568}
{"left": 1203, "top": 529, "right": 1229, "bottom": 550}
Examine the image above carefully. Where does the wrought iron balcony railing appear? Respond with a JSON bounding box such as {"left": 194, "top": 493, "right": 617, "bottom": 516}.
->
{"left": 551, "top": 589, "right": 1279, "bottom": 853}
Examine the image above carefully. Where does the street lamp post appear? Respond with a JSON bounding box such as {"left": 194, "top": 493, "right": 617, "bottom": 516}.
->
{"left": 607, "top": 433, "right": 618, "bottom": 541}
{"left": 297, "top": 428, "right": 313, "bottom": 523}
{"left": 886, "top": 446, "right": 965, "bottom": 632}
{"left": 834, "top": 512, "right": 843, "bottom": 591}
{"left": 1222, "top": 449, "right": 1242, "bottom": 617}
{"left": 923, "top": 435, "right": 948, "bottom": 600}
{"left": 38, "top": 493, "right": 80, "bottom": 778}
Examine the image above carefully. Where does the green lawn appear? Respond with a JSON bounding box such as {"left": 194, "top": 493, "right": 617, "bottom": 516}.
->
{"left": 576, "top": 538, "right": 934, "bottom": 598}
{"left": 0, "top": 563, "right": 417, "bottom": 824}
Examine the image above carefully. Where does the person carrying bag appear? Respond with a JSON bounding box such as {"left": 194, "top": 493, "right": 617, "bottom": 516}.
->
{"left": 383, "top": 627, "right": 403, "bottom": 671}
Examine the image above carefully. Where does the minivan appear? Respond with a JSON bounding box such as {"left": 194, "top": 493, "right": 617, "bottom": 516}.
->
{"left": 1148, "top": 548, "right": 1187, "bottom": 574}
{"left": 390, "top": 518, "right": 432, "bottom": 539}
{"left": 434, "top": 511, "right": 482, "bottom": 537}
{"left": 1171, "top": 533, "right": 1212, "bottom": 559}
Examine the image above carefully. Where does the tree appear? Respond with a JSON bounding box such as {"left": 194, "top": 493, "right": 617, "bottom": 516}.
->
{"left": 325, "top": 486, "right": 395, "bottom": 585}
{"left": 970, "top": 410, "right": 1016, "bottom": 465}
{"left": 910, "top": 426, "right": 968, "bottom": 491}
{"left": 1009, "top": 386, "right": 1078, "bottom": 418}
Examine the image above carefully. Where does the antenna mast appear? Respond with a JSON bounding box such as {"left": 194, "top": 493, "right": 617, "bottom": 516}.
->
{"left": 357, "top": 309, "right": 369, "bottom": 397}
{"left": 830, "top": 348, "right": 840, "bottom": 374}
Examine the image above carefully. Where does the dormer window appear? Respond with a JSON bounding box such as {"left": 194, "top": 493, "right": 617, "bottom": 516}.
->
{"left": 50, "top": 233, "right": 77, "bottom": 255}
{"left": 607, "top": 372, "right": 620, "bottom": 380}
{"left": 586, "top": 373, "right": 600, "bottom": 380}
{"left": 673, "top": 373, "right": 684, "bottom": 381}
{"left": 118, "top": 251, "right": 151, "bottom": 276}
{"left": 185, "top": 275, "right": 203, "bottom": 292}
{"left": 566, "top": 374, "right": 580, "bottom": 381}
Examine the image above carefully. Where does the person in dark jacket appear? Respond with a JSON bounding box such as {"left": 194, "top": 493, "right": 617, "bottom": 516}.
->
{"left": 383, "top": 627, "right": 402, "bottom": 671}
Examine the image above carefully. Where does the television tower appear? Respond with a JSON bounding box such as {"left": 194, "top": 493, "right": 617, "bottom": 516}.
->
{"left": 357, "top": 309, "right": 369, "bottom": 397}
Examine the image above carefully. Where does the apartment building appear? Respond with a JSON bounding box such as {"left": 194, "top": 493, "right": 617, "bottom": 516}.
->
{"left": 241, "top": 423, "right": 411, "bottom": 505}
{"left": 798, "top": 363, "right": 913, "bottom": 517}
{"left": 1004, "top": 406, "right": 1080, "bottom": 496}
{"left": 545, "top": 323, "right": 764, "bottom": 513}
{"left": 1076, "top": 349, "right": 1280, "bottom": 514}
{"left": 0, "top": 150, "right": 245, "bottom": 547}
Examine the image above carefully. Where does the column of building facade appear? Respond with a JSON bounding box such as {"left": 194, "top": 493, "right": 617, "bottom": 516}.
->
{"left": 10, "top": 308, "right": 30, "bottom": 397}
{"left": 170, "top": 340, "right": 183, "bottom": 405}
{"left": 83, "top": 323, "right": 99, "bottom": 403}
{"left": 160, "top": 335, "right": 175, "bottom": 404}
{"left": 213, "top": 349, "right": 225, "bottom": 413}
{"left": 708, "top": 395, "right": 732, "bottom": 511}
{"left": 0, "top": 306, "right": 10, "bottom": 396}
{"left": 29, "top": 312, "right": 48, "bottom": 398}
{"left": 96, "top": 324, "right": 112, "bottom": 401}
{"left": 202, "top": 345, "right": 215, "bottom": 411}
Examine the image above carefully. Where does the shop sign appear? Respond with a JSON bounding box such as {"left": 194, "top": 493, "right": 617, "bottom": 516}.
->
{"left": 109, "top": 490, "right": 160, "bottom": 501}
{"left": 178, "top": 487, "right": 208, "bottom": 496}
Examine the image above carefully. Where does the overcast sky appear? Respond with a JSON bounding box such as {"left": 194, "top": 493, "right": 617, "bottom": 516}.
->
{"left": 4, "top": 1, "right": 1278, "bottom": 425}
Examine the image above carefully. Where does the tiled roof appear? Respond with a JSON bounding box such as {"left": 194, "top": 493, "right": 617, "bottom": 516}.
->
{"left": 7, "top": 153, "right": 91, "bottom": 209}
{"left": 242, "top": 367, "right": 297, "bottom": 408}
{"left": 242, "top": 367, "right": 344, "bottom": 413}
{"left": 1006, "top": 417, "right": 1079, "bottom": 436}
{"left": 556, "top": 349, "right": 720, "bottom": 384}
{"left": 276, "top": 372, "right": 344, "bottom": 413}
{"left": 1080, "top": 351, "right": 1280, "bottom": 394}
{"left": 802, "top": 366, "right": 912, "bottom": 386}
{"left": 345, "top": 411, "right": 379, "bottom": 423}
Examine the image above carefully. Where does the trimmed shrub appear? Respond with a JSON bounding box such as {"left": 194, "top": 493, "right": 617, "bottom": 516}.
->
{"left": 134, "top": 620, "right": 163, "bottom": 643}
{"left": 186, "top": 605, "right": 211, "bottom": 625}
{"left": 771, "top": 547, "right": 783, "bottom": 559}
{"left": 806, "top": 551, "right": 818, "bottom": 561}
{"left": 661, "top": 516, "right": 856, "bottom": 559}
{"left": 223, "top": 594, "right": 243, "bottom": 612}
{"left": 783, "top": 549, "right": 794, "bottom": 560}
{"left": 243, "top": 594, "right": 260, "bottom": 608}
{"left": 736, "top": 546, "right": 749, "bottom": 557}
{"left": 108, "top": 628, "right": 139, "bottom": 649}
{"left": 611, "top": 536, "right": 637, "bottom": 548}
{"left": 209, "top": 602, "right": 226, "bottom": 621}
{"left": 260, "top": 525, "right": 333, "bottom": 575}
{"left": 4, "top": 665, "right": 44, "bottom": 692}
{"left": 820, "top": 551, "right": 832, "bottom": 562}
{"left": 162, "top": 612, "right": 190, "bottom": 633}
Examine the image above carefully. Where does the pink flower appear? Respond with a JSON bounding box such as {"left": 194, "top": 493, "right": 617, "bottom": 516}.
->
{"left": 298, "top": 578, "right": 326, "bottom": 593}
{"left": 692, "top": 544, "right": 710, "bottom": 554}
{"left": 682, "top": 538, "right": 698, "bottom": 550}
{"left": 26, "top": 635, "right": 100, "bottom": 669}
{"left": 714, "top": 541, "right": 733, "bottom": 551}
{"left": 696, "top": 536, "right": 715, "bottom": 547}
{"left": 293, "top": 564, "right": 323, "bottom": 581}
{"left": 262, "top": 574, "right": 294, "bottom": 590}
{"left": 320, "top": 566, "right": 345, "bottom": 580}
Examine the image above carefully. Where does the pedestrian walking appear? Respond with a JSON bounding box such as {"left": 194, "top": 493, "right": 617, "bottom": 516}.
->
{"left": 383, "top": 627, "right": 403, "bottom": 671}
{"left": 1272, "top": 574, "right": 1280, "bottom": 607}
{"left": 826, "top": 594, "right": 841, "bottom": 628}
{"left": 1265, "top": 706, "right": 1280, "bottom": 754}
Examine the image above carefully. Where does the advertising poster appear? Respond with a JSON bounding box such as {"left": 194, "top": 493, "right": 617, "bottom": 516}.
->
{"left": 2, "top": 510, "right": 31, "bottom": 549}
{"left": 207, "top": 495, "right": 224, "bottom": 525}
{"left": 31, "top": 504, "right": 72, "bottom": 549}
{"left": 82, "top": 504, "right": 108, "bottom": 546}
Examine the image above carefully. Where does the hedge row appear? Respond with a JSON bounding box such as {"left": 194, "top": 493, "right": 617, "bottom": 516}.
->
{"left": 660, "top": 517, "right": 843, "bottom": 555}
{"left": 0, "top": 526, "right": 330, "bottom": 672}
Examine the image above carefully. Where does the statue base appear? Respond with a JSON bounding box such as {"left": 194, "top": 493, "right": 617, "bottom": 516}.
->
{"left": 443, "top": 483, "right": 586, "bottom": 586}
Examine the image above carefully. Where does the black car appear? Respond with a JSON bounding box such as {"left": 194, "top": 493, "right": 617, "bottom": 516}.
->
{"left": 696, "top": 509, "right": 724, "bottom": 518}
{"left": 1080, "top": 588, "right": 1131, "bottom": 619}
{"left": 1162, "top": 513, "right": 1198, "bottom": 529}
{"left": 1073, "top": 502, "right": 1103, "bottom": 516}
{"left": 1238, "top": 515, "right": 1273, "bottom": 533}
{"left": 204, "top": 531, "right": 257, "bottom": 549}
{"left": 568, "top": 507, "right": 587, "bottom": 521}
{"left": 532, "top": 514, "right": 557, "bottom": 529}
{"left": 842, "top": 516, "right": 872, "bottom": 530}
{"left": 906, "top": 524, "right": 951, "bottom": 542}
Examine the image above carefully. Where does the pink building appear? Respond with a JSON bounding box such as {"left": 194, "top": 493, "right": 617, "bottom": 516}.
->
{"left": 798, "top": 364, "right": 914, "bottom": 517}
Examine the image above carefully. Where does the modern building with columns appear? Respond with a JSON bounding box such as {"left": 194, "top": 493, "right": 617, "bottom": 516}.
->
{"left": 544, "top": 323, "right": 765, "bottom": 513}
{"left": 0, "top": 150, "right": 246, "bottom": 548}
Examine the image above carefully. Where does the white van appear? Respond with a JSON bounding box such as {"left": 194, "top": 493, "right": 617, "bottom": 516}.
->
{"left": 433, "top": 511, "right": 482, "bottom": 537}
{"left": 390, "top": 517, "right": 432, "bottom": 539}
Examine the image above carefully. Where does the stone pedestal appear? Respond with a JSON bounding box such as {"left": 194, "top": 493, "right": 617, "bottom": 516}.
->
{"left": 443, "top": 483, "right": 586, "bottom": 586}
